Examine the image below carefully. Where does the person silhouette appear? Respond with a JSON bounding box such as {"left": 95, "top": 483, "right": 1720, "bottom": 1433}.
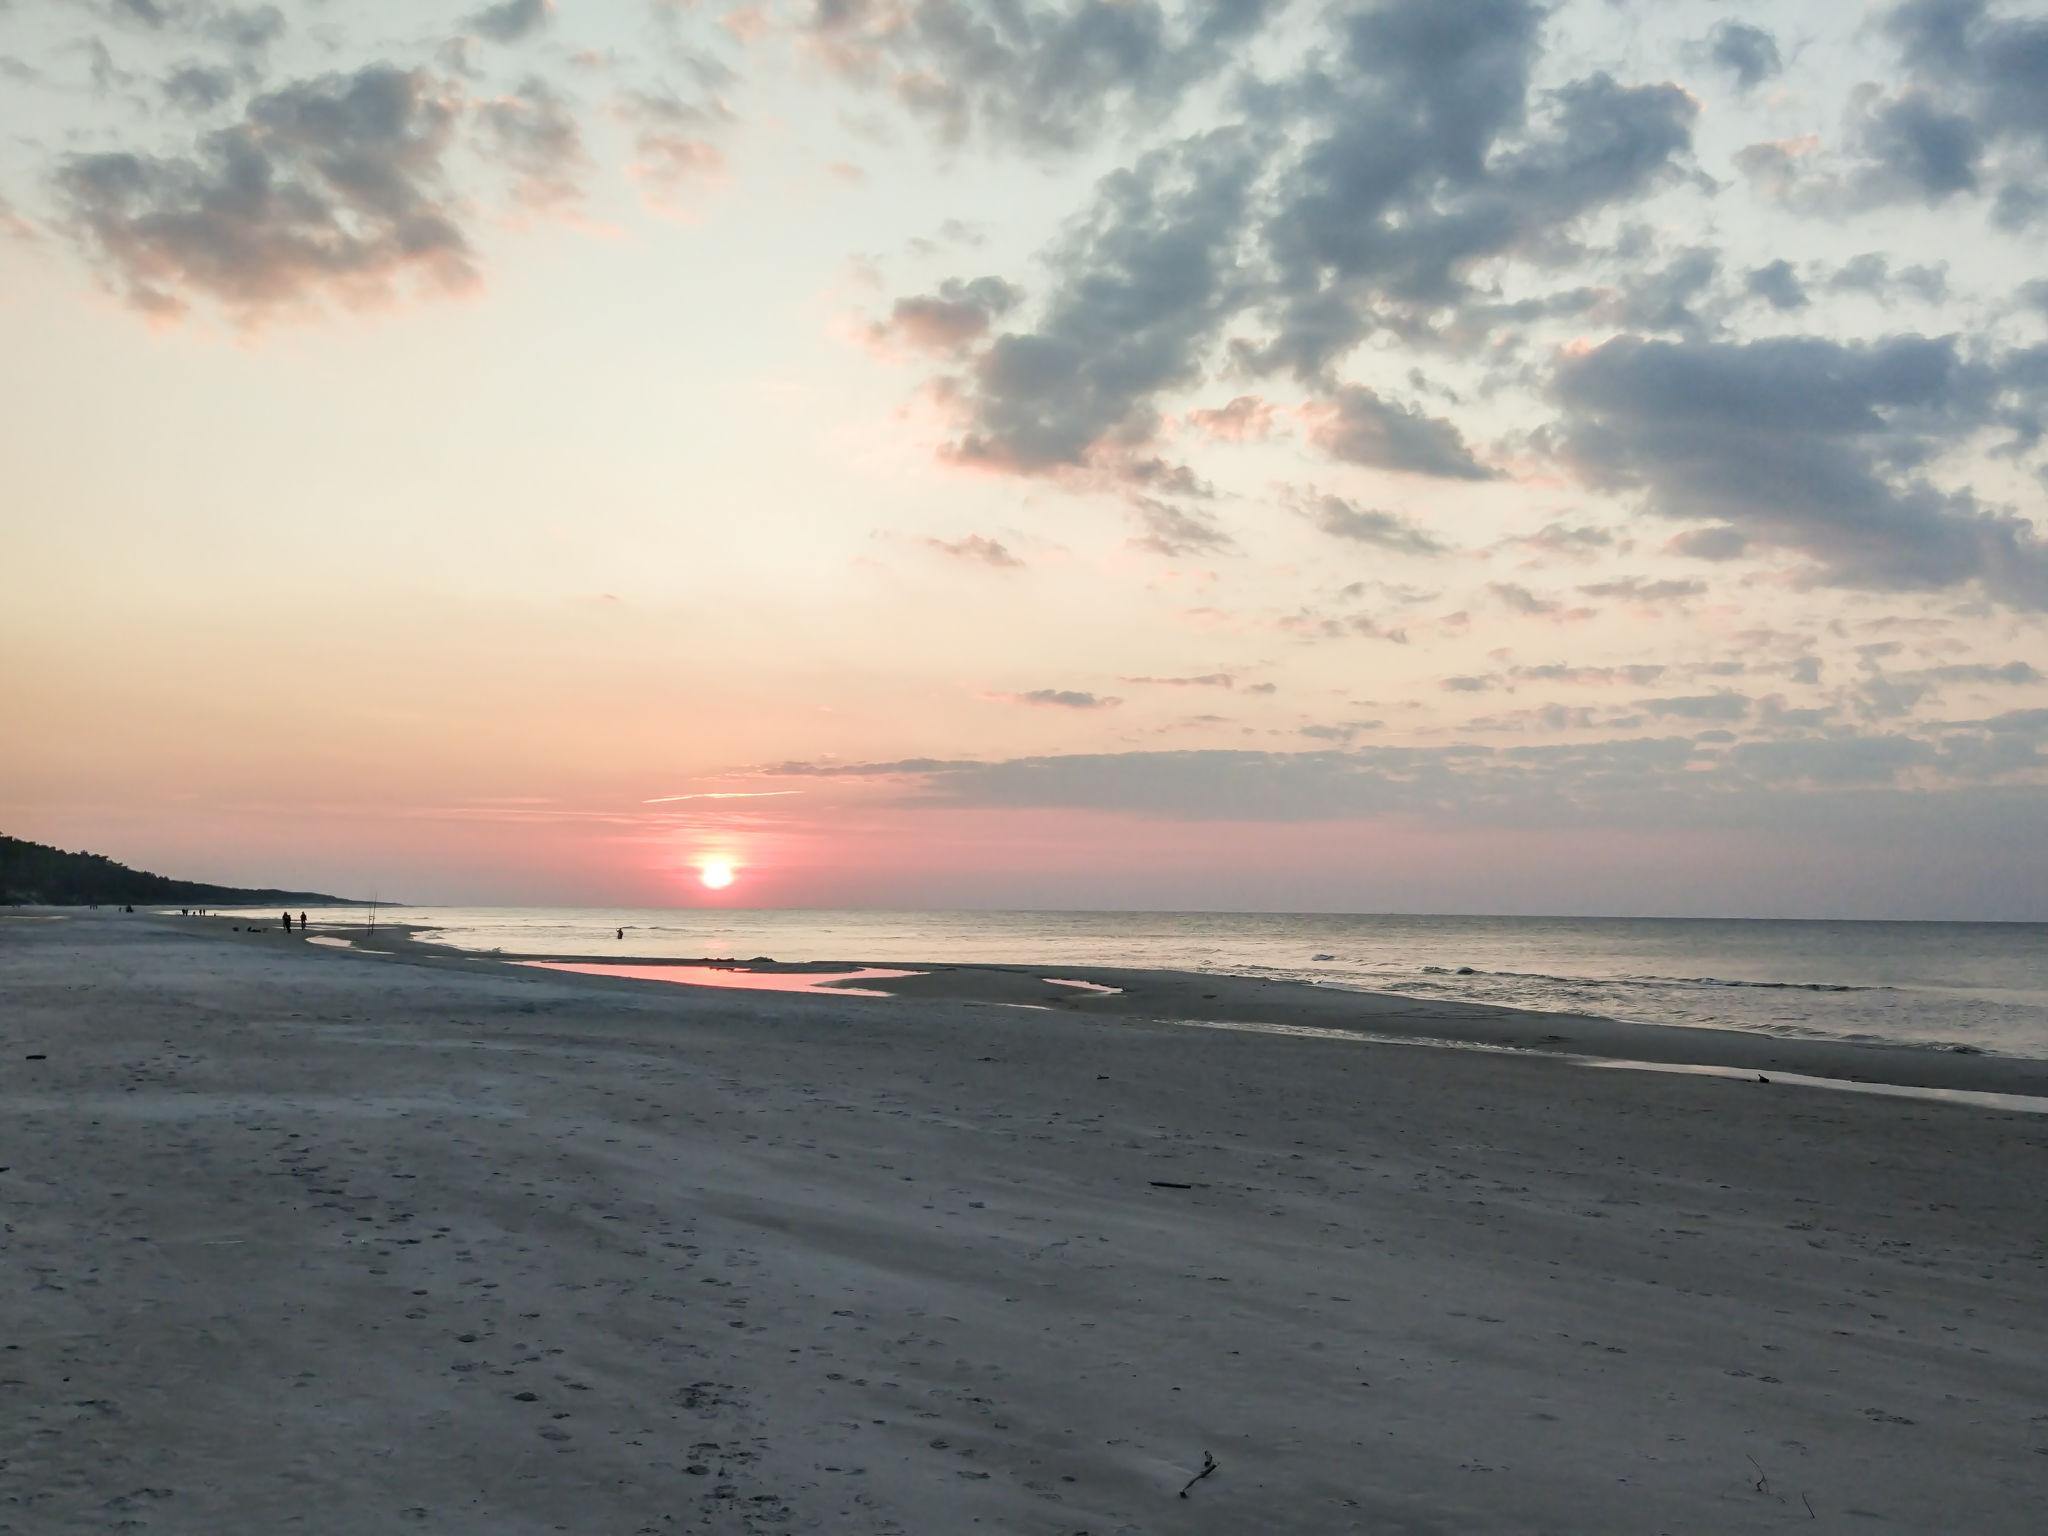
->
{"left": 617, "top": 927, "right": 625, "bottom": 940}
{"left": 281, "top": 911, "right": 292, "bottom": 933}
{"left": 300, "top": 912, "right": 308, "bottom": 932}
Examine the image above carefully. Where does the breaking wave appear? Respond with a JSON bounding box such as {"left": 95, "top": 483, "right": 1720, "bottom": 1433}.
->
{"left": 1416, "top": 965, "right": 1889, "bottom": 994}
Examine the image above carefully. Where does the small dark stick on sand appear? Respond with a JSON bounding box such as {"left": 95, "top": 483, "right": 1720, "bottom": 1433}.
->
{"left": 1802, "top": 1491, "right": 1816, "bottom": 1519}
{"left": 1747, "top": 1455, "right": 1770, "bottom": 1495}
{"left": 1178, "top": 1451, "right": 1218, "bottom": 1498}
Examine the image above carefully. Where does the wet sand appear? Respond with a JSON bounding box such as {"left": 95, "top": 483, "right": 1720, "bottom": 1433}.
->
{"left": 3, "top": 910, "right": 2045, "bottom": 1533}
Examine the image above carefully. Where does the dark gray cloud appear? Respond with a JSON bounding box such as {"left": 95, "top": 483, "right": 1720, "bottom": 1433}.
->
{"left": 1777, "top": 1, "right": 2048, "bottom": 227}
{"left": 1556, "top": 333, "right": 2048, "bottom": 606}
{"left": 162, "top": 61, "right": 236, "bottom": 111}
{"left": 944, "top": 125, "right": 1265, "bottom": 474}
{"left": 1296, "top": 489, "right": 1445, "bottom": 556}
{"left": 1855, "top": 92, "right": 1984, "bottom": 202}
{"left": 1706, "top": 20, "right": 1781, "bottom": 93}
{"left": 1606, "top": 245, "right": 1723, "bottom": 339}
{"left": 1307, "top": 385, "right": 1494, "bottom": 478}
{"left": 55, "top": 63, "right": 473, "bottom": 319}
{"left": 1257, "top": 11, "right": 1699, "bottom": 374}
{"left": 798, "top": 0, "right": 1277, "bottom": 152}
{"left": 468, "top": 0, "right": 551, "bottom": 45}
{"left": 1745, "top": 259, "right": 1807, "bottom": 312}
{"left": 204, "top": 4, "right": 281, "bottom": 54}
{"left": 92, "top": 1, "right": 282, "bottom": 49}
{"left": 1826, "top": 253, "right": 1949, "bottom": 303}
{"left": 897, "top": 0, "right": 1693, "bottom": 507}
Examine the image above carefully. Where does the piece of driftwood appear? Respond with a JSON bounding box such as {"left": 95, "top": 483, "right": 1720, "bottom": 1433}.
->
{"left": 1150, "top": 1181, "right": 1194, "bottom": 1189}
{"left": 1178, "top": 1451, "right": 1218, "bottom": 1498}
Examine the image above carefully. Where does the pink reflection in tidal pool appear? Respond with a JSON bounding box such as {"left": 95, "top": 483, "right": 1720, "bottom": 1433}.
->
{"left": 518, "top": 961, "right": 921, "bottom": 997}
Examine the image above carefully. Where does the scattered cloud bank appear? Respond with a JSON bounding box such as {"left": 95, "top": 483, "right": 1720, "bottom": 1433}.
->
{"left": 8, "top": 0, "right": 2045, "bottom": 882}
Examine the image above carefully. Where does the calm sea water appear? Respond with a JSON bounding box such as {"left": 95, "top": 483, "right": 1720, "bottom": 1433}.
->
{"left": 285, "top": 906, "right": 2048, "bottom": 1059}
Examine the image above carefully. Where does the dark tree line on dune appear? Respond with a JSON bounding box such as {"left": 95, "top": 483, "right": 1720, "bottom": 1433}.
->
{"left": 0, "top": 835, "right": 350, "bottom": 907}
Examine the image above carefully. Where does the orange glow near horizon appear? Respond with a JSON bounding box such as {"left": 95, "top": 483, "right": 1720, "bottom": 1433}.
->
{"left": 699, "top": 857, "right": 737, "bottom": 890}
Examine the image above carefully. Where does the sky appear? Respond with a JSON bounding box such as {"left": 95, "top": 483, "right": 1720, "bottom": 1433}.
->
{"left": 2, "top": 0, "right": 2046, "bottom": 919}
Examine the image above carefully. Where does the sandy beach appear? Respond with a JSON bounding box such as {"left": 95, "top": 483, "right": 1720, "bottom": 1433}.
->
{"left": 4, "top": 910, "right": 2045, "bottom": 1533}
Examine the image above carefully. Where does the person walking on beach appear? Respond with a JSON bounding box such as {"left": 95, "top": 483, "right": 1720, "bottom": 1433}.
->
{"left": 281, "top": 911, "right": 292, "bottom": 933}
{"left": 300, "top": 912, "right": 308, "bottom": 932}
{"left": 617, "top": 927, "right": 625, "bottom": 940}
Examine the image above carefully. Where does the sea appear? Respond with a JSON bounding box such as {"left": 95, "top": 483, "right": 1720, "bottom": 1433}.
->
{"left": 281, "top": 906, "right": 2048, "bottom": 1059}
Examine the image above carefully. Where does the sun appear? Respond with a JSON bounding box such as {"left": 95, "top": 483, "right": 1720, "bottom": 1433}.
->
{"left": 698, "top": 858, "right": 737, "bottom": 890}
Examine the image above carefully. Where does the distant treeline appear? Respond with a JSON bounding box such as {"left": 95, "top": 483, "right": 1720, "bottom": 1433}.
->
{"left": 0, "top": 834, "right": 352, "bottom": 907}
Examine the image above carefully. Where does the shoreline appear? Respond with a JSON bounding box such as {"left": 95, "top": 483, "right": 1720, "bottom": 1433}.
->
{"left": 238, "top": 911, "right": 2048, "bottom": 1102}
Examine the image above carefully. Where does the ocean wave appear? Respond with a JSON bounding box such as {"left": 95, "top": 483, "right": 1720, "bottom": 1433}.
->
{"left": 1415, "top": 965, "right": 1889, "bottom": 994}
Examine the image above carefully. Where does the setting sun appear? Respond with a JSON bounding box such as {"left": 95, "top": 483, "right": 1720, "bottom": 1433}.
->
{"left": 699, "top": 858, "right": 737, "bottom": 890}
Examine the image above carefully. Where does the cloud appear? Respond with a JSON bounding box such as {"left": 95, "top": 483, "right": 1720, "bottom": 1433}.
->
{"left": 1128, "top": 495, "right": 1232, "bottom": 558}
{"left": 1578, "top": 576, "right": 1706, "bottom": 602}
{"left": 1745, "top": 259, "right": 1807, "bottom": 312}
{"left": 1826, "top": 253, "right": 1949, "bottom": 303}
{"left": 1121, "top": 673, "right": 1235, "bottom": 688}
{"left": 1185, "top": 395, "right": 1276, "bottom": 442}
{"left": 924, "top": 534, "right": 1024, "bottom": 568}
{"left": 479, "top": 77, "right": 588, "bottom": 210}
{"left": 870, "top": 276, "right": 1022, "bottom": 354}
{"left": 755, "top": 728, "right": 2041, "bottom": 826}
{"left": 1500, "top": 521, "right": 1619, "bottom": 564}
{"left": 54, "top": 63, "right": 474, "bottom": 321}
{"left": 1304, "top": 385, "right": 1495, "bottom": 479}
{"left": 1638, "top": 692, "right": 1751, "bottom": 722}
{"left": 876, "top": 0, "right": 1693, "bottom": 505}
{"left": 990, "top": 688, "right": 1122, "bottom": 709}
{"left": 468, "top": 0, "right": 553, "bottom": 45}
{"left": 942, "top": 125, "right": 1266, "bottom": 474}
{"left": 796, "top": 0, "right": 1276, "bottom": 152}
{"left": 1256, "top": 4, "right": 1699, "bottom": 376}
{"left": 1556, "top": 333, "right": 2048, "bottom": 606}
{"left": 1666, "top": 525, "right": 1750, "bottom": 562}
{"left": 1705, "top": 21, "right": 1781, "bottom": 93}
{"left": 1752, "top": 3, "right": 2048, "bottom": 226}
{"left": 161, "top": 63, "right": 238, "bottom": 113}
{"left": 1489, "top": 581, "right": 1559, "bottom": 616}
{"left": 1604, "top": 246, "right": 1724, "bottom": 339}
{"left": 1295, "top": 489, "right": 1445, "bottom": 556}
{"left": 1855, "top": 91, "right": 1984, "bottom": 203}
{"left": 1882, "top": 0, "right": 2048, "bottom": 226}
{"left": 618, "top": 87, "right": 730, "bottom": 211}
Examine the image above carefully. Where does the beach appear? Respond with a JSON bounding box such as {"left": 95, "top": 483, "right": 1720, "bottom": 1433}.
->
{"left": 4, "top": 912, "right": 2045, "bottom": 1533}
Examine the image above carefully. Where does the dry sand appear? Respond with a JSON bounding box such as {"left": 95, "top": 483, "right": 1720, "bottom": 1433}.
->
{"left": 3, "top": 910, "right": 2044, "bottom": 1533}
